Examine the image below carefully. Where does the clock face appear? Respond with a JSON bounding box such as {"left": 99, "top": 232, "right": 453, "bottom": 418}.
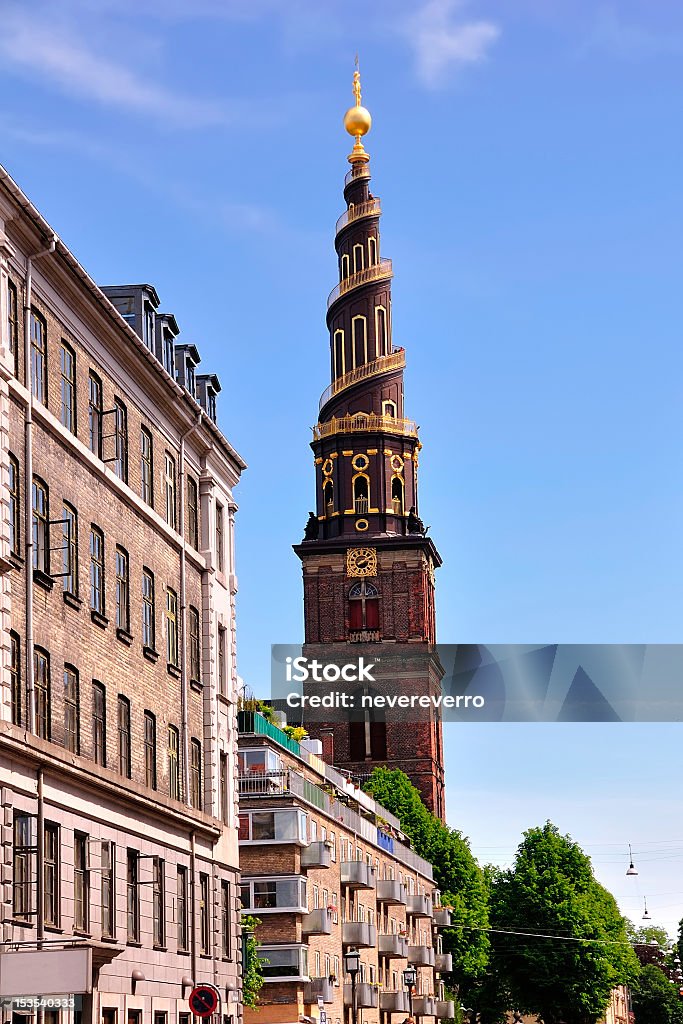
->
{"left": 346, "top": 547, "right": 378, "bottom": 578}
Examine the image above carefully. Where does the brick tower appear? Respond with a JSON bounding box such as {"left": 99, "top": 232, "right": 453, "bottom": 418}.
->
{"left": 293, "top": 69, "right": 446, "bottom": 819}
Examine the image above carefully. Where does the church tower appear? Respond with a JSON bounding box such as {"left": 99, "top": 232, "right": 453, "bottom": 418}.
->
{"left": 293, "top": 70, "right": 445, "bottom": 820}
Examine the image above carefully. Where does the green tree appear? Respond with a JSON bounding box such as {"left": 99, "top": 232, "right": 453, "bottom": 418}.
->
{"left": 631, "top": 964, "right": 683, "bottom": 1024}
{"left": 362, "top": 767, "right": 490, "bottom": 983}
{"left": 242, "top": 915, "right": 267, "bottom": 1009}
{"left": 489, "top": 822, "right": 639, "bottom": 1024}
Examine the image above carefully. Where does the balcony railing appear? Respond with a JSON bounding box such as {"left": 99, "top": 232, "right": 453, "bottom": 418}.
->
{"left": 302, "top": 908, "right": 334, "bottom": 936}
{"left": 433, "top": 907, "right": 452, "bottom": 928}
{"left": 340, "top": 861, "right": 376, "bottom": 890}
{"left": 377, "top": 879, "right": 409, "bottom": 906}
{"left": 435, "top": 952, "right": 453, "bottom": 972}
{"left": 319, "top": 348, "right": 405, "bottom": 412}
{"left": 336, "top": 197, "right": 382, "bottom": 235}
{"left": 305, "top": 978, "right": 335, "bottom": 1005}
{"left": 344, "top": 983, "right": 378, "bottom": 1009}
{"left": 380, "top": 991, "right": 411, "bottom": 1014}
{"left": 408, "top": 945, "right": 435, "bottom": 967}
{"left": 341, "top": 921, "right": 377, "bottom": 948}
{"left": 436, "top": 1001, "right": 456, "bottom": 1019}
{"left": 413, "top": 996, "right": 437, "bottom": 1017}
{"left": 237, "top": 710, "right": 301, "bottom": 755}
{"left": 378, "top": 933, "right": 409, "bottom": 959}
{"left": 238, "top": 770, "right": 330, "bottom": 813}
{"left": 301, "top": 841, "right": 332, "bottom": 869}
{"left": 354, "top": 496, "right": 369, "bottom": 514}
{"left": 327, "top": 259, "right": 393, "bottom": 309}
{"left": 349, "top": 629, "right": 381, "bottom": 643}
{"left": 345, "top": 164, "right": 371, "bottom": 187}
{"left": 407, "top": 893, "right": 433, "bottom": 918}
{"left": 313, "top": 413, "right": 418, "bottom": 441}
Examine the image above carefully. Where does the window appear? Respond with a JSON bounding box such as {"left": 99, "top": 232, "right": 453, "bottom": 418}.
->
{"left": 164, "top": 453, "right": 176, "bottom": 529}
{"left": 221, "top": 881, "right": 231, "bottom": 958}
{"left": 217, "top": 624, "right": 226, "bottom": 696}
{"left": 117, "top": 696, "right": 131, "bottom": 778}
{"left": 140, "top": 427, "right": 154, "bottom": 505}
{"left": 142, "top": 568, "right": 155, "bottom": 649}
{"left": 382, "top": 399, "right": 397, "bottom": 418}
{"left": 88, "top": 372, "right": 102, "bottom": 457}
{"left": 127, "top": 850, "right": 139, "bottom": 941}
{"left": 199, "top": 873, "right": 211, "bottom": 955}
{"left": 241, "top": 877, "right": 307, "bottom": 912}
{"left": 177, "top": 866, "right": 189, "bottom": 950}
{"left": 190, "top": 738, "right": 202, "bottom": 810}
{"left": 368, "top": 235, "right": 378, "bottom": 265}
{"left": 353, "top": 243, "right": 365, "bottom": 274}
{"left": 63, "top": 665, "right": 79, "bottom": 754}
{"left": 74, "top": 832, "right": 89, "bottom": 932}
{"left": 333, "top": 328, "right": 345, "bottom": 378}
{"left": 352, "top": 315, "right": 367, "bottom": 368}
{"left": 30, "top": 310, "right": 47, "bottom": 403}
{"left": 376, "top": 306, "right": 388, "bottom": 356}
{"left": 166, "top": 588, "right": 178, "bottom": 667}
{"left": 189, "top": 606, "right": 200, "bottom": 685}
{"left": 353, "top": 475, "right": 369, "bottom": 515}
{"left": 144, "top": 711, "right": 157, "bottom": 789}
{"left": 215, "top": 502, "right": 224, "bottom": 573}
{"left": 349, "top": 579, "right": 380, "bottom": 631}
{"left": 8, "top": 454, "right": 19, "bottom": 557}
{"left": 44, "top": 822, "right": 60, "bottom": 927}
{"left": 7, "top": 280, "right": 18, "bottom": 376}
{"left": 115, "top": 547, "right": 129, "bottom": 633}
{"left": 32, "top": 477, "right": 49, "bottom": 573}
{"left": 152, "top": 857, "right": 165, "bottom": 947}
{"left": 341, "top": 253, "right": 350, "bottom": 279}
{"left": 34, "top": 647, "right": 50, "bottom": 740}
{"left": 259, "top": 945, "right": 308, "bottom": 980}
{"left": 168, "top": 725, "right": 180, "bottom": 800}
{"left": 90, "top": 527, "right": 104, "bottom": 615}
{"left": 240, "top": 809, "right": 306, "bottom": 843}
{"left": 62, "top": 503, "right": 78, "bottom": 596}
{"left": 101, "top": 841, "right": 115, "bottom": 938}
{"left": 391, "top": 476, "right": 404, "bottom": 515}
{"left": 92, "top": 681, "right": 106, "bottom": 766}
{"left": 220, "top": 752, "right": 229, "bottom": 822}
{"left": 10, "top": 632, "right": 21, "bottom": 726}
{"left": 187, "top": 477, "right": 199, "bottom": 548}
{"left": 60, "top": 342, "right": 76, "bottom": 433}
{"left": 13, "top": 813, "right": 33, "bottom": 920}
{"left": 113, "top": 399, "right": 128, "bottom": 481}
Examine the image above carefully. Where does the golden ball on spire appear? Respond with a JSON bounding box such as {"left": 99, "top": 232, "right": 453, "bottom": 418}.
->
{"left": 344, "top": 104, "right": 372, "bottom": 138}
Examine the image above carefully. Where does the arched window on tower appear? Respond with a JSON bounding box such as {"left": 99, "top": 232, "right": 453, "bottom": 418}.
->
{"left": 353, "top": 244, "right": 365, "bottom": 274}
{"left": 368, "top": 236, "right": 377, "bottom": 266}
{"left": 391, "top": 476, "right": 404, "bottom": 515}
{"left": 352, "top": 316, "right": 367, "bottom": 369}
{"left": 376, "top": 306, "right": 388, "bottom": 356}
{"left": 341, "top": 254, "right": 350, "bottom": 280}
{"left": 323, "top": 480, "right": 334, "bottom": 517}
{"left": 382, "top": 400, "right": 397, "bottom": 419}
{"left": 353, "top": 475, "right": 369, "bottom": 515}
{"left": 348, "top": 580, "right": 380, "bottom": 637}
{"left": 334, "top": 330, "right": 345, "bottom": 378}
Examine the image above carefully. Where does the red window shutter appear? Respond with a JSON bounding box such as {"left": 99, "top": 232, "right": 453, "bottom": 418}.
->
{"left": 365, "top": 599, "right": 380, "bottom": 629}
{"left": 349, "top": 601, "right": 363, "bottom": 630}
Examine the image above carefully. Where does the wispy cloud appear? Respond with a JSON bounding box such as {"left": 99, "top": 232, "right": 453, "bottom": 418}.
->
{"left": 401, "top": 0, "right": 500, "bottom": 88}
{"left": 0, "top": 3, "right": 233, "bottom": 128}
{"left": 581, "top": 6, "right": 683, "bottom": 60}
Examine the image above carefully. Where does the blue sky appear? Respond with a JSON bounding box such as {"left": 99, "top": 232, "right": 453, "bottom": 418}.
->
{"left": 3, "top": 0, "right": 683, "bottom": 937}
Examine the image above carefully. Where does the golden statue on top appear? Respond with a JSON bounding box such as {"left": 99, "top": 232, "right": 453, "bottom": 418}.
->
{"left": 344, "top": 60, "right": 372, "bottom": 163}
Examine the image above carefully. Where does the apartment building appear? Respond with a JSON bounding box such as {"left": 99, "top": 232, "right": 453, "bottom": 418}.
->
{"left": 238, "top": 709, "right": 455, "bottom": 1024}
{"left": 0, "top": 165, "right": 245, "bottom": 1024}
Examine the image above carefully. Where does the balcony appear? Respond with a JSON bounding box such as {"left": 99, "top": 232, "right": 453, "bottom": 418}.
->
{"left": 408, "top": 945, "right": 435, "bottom": 967}
{"left": 327, "top": 258, "right": 393, "bottom": 310}
{"left": 312, "top": 413, "right": 418, "bottom": 442}
{"left": 377, "top": 879, "right": 408, "bottom": 906}
{"left": 237, "top": 709, "right": 301, "bottom": 755}
{"left": 302, "top": 908, "right": 334, "bottom": 937}
{"left": 341, "top": 921, "right": 377, "bottom": 948}
{"left": 435, "top": 953, "right": 452, "bottom": 972}
{"left": 436, "top": 1001, "right": 455, "bottom": 1018}
{"left": 335, "top": 197, "right": 382, "bottom": 235}
{"left": 301, "top": 841, "right": 332, "bottom": 869}
{"left": 433, "top": 907, "right": 452, "bottom": 928}
{"left": 407, "top": 894, "right": 433, "bottom": 918}
{"left": 380, "top": 991, "right": 411, "bottom": 1014}
{"left": 304, "top": 978, "right": 334, "bottom": 1004}
{"left": 378, "top": 933, "right": 409, "bottom": 960}
{"left": 413, "top": 996, "right": 437, "bottom": 1017}
{"left": 341, "top": 861, "right": 376, "bottom": 890}
{"left": 349, "top": 629, "right": 381, "bottom": 644}
{"left": 318, "top": 349, "right": 405, "bottom": 412}
{"left": 344, "top": 983, "right": 378, "bottom": 1009}
{"left": 345, "top": 164, "right": 372, "bottom": 187}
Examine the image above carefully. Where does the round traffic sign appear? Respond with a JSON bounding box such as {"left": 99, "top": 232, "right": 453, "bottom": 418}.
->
{"left": 188, "top": 985, "right": 219, "bottom": 1018}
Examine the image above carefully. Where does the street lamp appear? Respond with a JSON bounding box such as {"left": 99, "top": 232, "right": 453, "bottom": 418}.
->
{"left": 626, "top": 844, "right": 638, "bottom": 877}
{"left": 403, "top": 966, "right": 417, "bottom": 1019}
{"left": 345, "top": 948, "right": 361, "bottom": 1024}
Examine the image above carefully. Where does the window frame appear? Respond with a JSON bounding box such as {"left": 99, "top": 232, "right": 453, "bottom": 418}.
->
{"left": 126, "top": 849, "right": 140, "bottom": 942}
{"left": 166, "top": 587, "right": 178, "bottom": 668}
{"left": 30, "top": 308, "right": 47, "bottom": 404}
{"left": 140, "top": 426, "right": 154, "bottom": 506}
{"left": 92, "top": 680, "right": 106, "bottom": 766}
{"left": 164, "top": 452, "right": 177, "bottom": 530}
{"left": 101, "top": 840, "right": 116, "bottom": 938}
{"left": 43, "top": 821, "right": 60, "bottom": 928}
{"left": 190, "top": 737, "right": 202, "bottom": 811}
{"left": 63, "top": 664, "right": 80, "bottom": 754}
{"left": 34, "top": 646, "right": 50, "bottom": 740}
{"left": 88, "top": 371, "right": 103, "bottom": 458}
{"left": 152, "top": 856, "right": 165, "bottom": 948}
{"left": 59, "top": 340, "right": 76, "bottom": 434}
{"left": 177, "top": 865, "right": 189, "bottom": 951}
{"left": 168, "top": 724, "right": 180, "bottom": 800}
{"left": 142, "top": 567, "right": 155, "bottom": 650}
{"left": 7, "top": 279, "right": 18, "bottom": 377}
{"left": 62, "top": 501, "right": 78, "bottom": 597}
{"left": 199, "top": 872, "right": 211, "bottom": 955}
{"left": 10, "top": 631, "right": 21, "bottom": 726}
{"left": 89, "top": 526, "right": 105, "bottom": 616}
{"left": 32, "top": 476, "right": 49, "bottom": 574}
{"left": 113, "top": 398, "right": 128, "bottom": 482}
{"left": 215, "top": 502, "right": 224, "bottom": 573}
{"left": 117, "top": 694, "right": 131, "bottom": 779}
{"left": 187, "top": 476, "right": 199, "bottom": 548}
{"left": 189, "top": 605, "right": 200, "bottom": 685}
{"left": 115, "top": 546, "right": 130, "bottom": 634}
{"left": 12, "top": 812, "right": 33, "bottom": 921}
{"left": 74, "top": 831, "right": 90, "bottom": 933}
{"left": 8, "top": 453, "right": 19, "bottom": 557}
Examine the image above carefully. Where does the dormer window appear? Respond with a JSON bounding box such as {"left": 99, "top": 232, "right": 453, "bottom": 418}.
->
{"left": 187, "top": 362, "right": 196, "bottom": 396}
{"left": 144, "top": 306, "right": 155, "bottom": 351}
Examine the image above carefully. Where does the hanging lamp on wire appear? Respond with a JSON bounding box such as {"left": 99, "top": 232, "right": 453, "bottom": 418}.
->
{"left": 642, "top": 897, "right": 651, "bottom": 921}
{"left": 626, "top": 843, "right": 638, "bottom": 877}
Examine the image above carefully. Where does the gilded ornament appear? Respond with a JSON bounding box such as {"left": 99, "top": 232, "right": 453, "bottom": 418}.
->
{"left": 347, "top": 547, "right": 378, "bottom": 577}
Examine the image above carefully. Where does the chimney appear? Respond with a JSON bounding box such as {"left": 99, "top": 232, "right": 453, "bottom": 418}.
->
{"left": 320, "top": 729, "right": 334, "bottom": 765}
